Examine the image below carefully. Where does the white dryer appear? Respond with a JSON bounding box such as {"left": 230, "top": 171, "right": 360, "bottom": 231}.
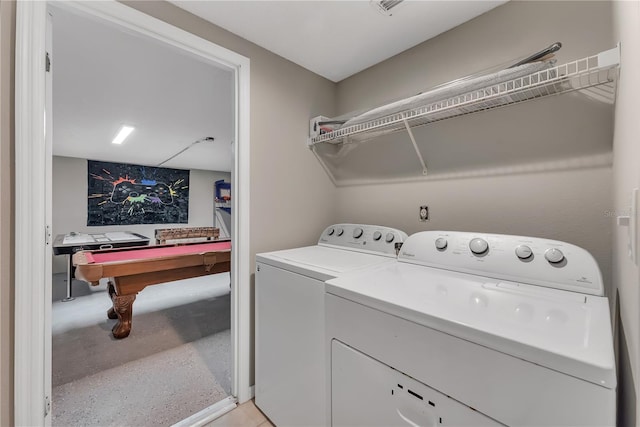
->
{"left": 255, "top": 223, "right": 408, "bottom": 427}
{"left": 326, "top": 231, "right": 616, "bottom": 426}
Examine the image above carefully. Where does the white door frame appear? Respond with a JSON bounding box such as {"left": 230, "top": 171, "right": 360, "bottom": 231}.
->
{"left": 14, "top": 2, "right": 252, "bottom": 425}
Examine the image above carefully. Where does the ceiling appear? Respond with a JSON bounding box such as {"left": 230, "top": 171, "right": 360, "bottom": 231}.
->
{"left": 51, "top": 1, "right": 508, "bottom": 172}
{"left": 170, "top": 1, "right": 508, "bottom": 82}
{"left": 51, "top": 6, "right": 234, "bottom": 172}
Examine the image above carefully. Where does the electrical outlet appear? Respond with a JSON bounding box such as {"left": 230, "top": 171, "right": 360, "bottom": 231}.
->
{"left": 419, "top": 205, "right": 429, "bottom": 222}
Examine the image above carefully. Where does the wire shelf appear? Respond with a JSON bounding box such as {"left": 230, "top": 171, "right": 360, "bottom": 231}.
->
{"left": 309, "top": 47, "right": 619, "bottom": 146}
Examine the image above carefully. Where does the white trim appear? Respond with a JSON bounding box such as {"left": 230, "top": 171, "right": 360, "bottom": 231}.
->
{"left": 233, "top": 49, "right": 252, "bottom": 405}
{"left": 44, "top": 11, "right": 54, "bottom": 426}
{"left": 15, "top": 2, "right": 47, "bottom": 425}
{"left": 171, "top": 396, "right": 238, "bottom": 427}
{"left": 15, "top": 1, "right": 252, "bottom": 424}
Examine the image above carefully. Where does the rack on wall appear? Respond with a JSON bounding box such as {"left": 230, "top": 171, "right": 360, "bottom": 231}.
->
{"left": 308, "top": 45, "right": 620, "bottom": 182}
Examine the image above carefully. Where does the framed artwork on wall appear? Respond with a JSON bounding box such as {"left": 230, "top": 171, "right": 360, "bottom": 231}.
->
{"left": 87, "top": 160, "right": 190, "bottom": 226}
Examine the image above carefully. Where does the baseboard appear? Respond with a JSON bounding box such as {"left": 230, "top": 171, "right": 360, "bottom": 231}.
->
{"left": 172, "top": 396, "right": 237, "bottom": 427}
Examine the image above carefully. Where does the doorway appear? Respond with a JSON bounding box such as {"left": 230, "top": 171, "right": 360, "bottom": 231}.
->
{"left": 14, "top": 2, "right": 251, "bottom": 425}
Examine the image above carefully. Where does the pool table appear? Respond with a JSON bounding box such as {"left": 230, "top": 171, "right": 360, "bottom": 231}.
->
{"left": 73, "top": 240, "right": 232, "bottom": 339}
{"left": 53, "top": 231, "right": 150, "bottom": 302}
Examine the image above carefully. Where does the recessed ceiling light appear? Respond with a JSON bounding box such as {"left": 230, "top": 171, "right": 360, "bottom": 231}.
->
{"left": 112, "top": 125, "right": 134, "bottom": 145}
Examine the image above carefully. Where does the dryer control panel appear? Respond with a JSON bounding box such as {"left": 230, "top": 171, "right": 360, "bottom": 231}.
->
{"left": 318, "top": 224, "right": 408, "bottom": 257}
{"left": 399, "top": 231, "right": 603, "bottom": 296}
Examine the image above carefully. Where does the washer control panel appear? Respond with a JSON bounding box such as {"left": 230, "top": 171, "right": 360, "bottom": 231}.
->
{"left": 399, "top": 231, "right": 603, "bottom": 296}
{"left": 319, "top": 224, "right": 408, "bottom": 256}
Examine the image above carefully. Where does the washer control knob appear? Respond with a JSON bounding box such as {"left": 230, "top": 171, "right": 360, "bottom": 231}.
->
{"left": 373, "top": 231, "right": 382, "bottom": 241}
{"left": 327, "top": 228, "right": 335, "bottom": 236}
{"left": 337, "top": 228, "right": 344, "bottom": 237}
{"left": 385, "top": 233, "right": 395, "bottom": 243}
{"left": 545, "top": 248, "right": 565, "bottom": 264}
{"left": 469, "top": 238, "right": 489, "bottom": 255}
{"left": 353, "top": 228, "right": 363, "bottom": 239}
{"left": 435, "top": 238, "right": 448, "bottom": 250}
{"left": 515, "top": 245, "right": 533, "bottom": 260}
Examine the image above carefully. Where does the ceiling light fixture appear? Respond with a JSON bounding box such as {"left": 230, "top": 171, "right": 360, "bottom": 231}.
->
{"left": 373, "top": 0, "right": 405, "bottom": 16}
{"left": 112, "top": 125, "right": 135, "bottom": 145}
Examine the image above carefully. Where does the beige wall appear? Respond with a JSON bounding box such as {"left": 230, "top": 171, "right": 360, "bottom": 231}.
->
{"left": 612, "top": 1, "right": 640, "bottom": 424}
{"left": 0, "top": 1, "right": 15, "bottom": 425}
{"left": 334, "top": 1, "right": 615, "bottom": 297}
{"left": 51, "top": 156, "right": 232, "bottom": 273}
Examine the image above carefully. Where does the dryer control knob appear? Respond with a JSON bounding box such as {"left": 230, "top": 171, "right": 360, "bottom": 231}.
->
{"left": 545, "top": 248, "right": 564, "bottom": 264}
{"left": 469, "top": 238, "right": 489, "bottom": 255}
{"left": 353, "top": 228, "right": 363, "bottom": 239}
{"left": 373, "top": 231, "right": 382, "bottom": 241}
{"left": 327, "top": 228, "right": 335, "bottom": 236}
{"left": 435, "top": 238, "right": 448, "bottom": 250}
{"left": 385, "top": 233, "right": 395, "bottom": 243}
{"left": 515, "top": 245, "right": 533, "bottom": 260}
{"left": 337, "top": 228, "right": 344, "bottom": 237}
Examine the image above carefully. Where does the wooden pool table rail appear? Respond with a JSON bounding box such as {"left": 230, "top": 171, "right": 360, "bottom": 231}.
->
{"left": 72, "top": 241, "right": 231, "bottom": 339}
{"left": 73, "top": 249, "right": 230, "bottom": 287}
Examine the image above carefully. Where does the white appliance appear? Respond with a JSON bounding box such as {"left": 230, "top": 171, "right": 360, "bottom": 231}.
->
{"left": 326, "top": 231, "right": 616, "bottom": 426}
{"left": 255, "top": 223, "right": 408, "bottom": 427}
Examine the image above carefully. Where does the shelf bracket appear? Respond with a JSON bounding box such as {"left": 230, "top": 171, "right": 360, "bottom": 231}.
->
{"left": 402, "top": 118, "right": 428, "bottom": 175}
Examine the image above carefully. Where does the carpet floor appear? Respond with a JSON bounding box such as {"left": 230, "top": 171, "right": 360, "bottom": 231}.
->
{"left": 51, "top": 272, "right": 232, "bottom": 426}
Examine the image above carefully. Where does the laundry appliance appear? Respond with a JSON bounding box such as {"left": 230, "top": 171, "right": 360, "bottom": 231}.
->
{"left": 326, "top": 231, "right": 615, "bottom": 426}
{"left": 255, "top": 223, "right": 408, "bottom": 427}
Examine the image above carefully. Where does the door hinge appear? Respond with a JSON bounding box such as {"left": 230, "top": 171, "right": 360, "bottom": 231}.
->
{"left": 44, "top": 395, "right": 50, "bottom": 417}
{"left": 257, "top": 265, "right": 260, "bottom": 272}
{"left": 46, "top": 52, "right": 51, "bottom": 72}
{"left": 46, "top": 225, "right": 52, "bottom": 245}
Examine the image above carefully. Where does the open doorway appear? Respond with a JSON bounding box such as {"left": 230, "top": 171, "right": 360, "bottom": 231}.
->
{"left": 48, "top": 4, "right": 234, "bottom": 425}
{"left": 14, "top": 1, "right": 252, "bottom": 425}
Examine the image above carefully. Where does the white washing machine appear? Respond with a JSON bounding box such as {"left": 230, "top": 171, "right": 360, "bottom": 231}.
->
{"left": 255, "top": 224, "right": 408, "bottom": 427}
{"left": 326, "top": 231, "right": 616, "bottom": 426}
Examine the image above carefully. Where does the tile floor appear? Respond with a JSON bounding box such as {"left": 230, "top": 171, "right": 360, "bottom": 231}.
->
{"left": 206, "top": 400, "right": 274, "bottom": 427}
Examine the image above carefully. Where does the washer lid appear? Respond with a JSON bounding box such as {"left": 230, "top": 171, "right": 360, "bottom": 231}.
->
{"left": 326, "top": 262, "right": 616, "bottom": 389}
{"left": 256, "top": 245, "right": 394, "bottom": 281}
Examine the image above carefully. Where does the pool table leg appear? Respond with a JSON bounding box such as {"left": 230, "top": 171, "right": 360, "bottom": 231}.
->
{"left": 107, "top": 282, "right": 137, "bottom": 339}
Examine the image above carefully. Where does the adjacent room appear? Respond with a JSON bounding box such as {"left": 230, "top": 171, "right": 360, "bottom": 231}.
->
{"left": 48, "top": 5, "right": 235, "bottom": 425}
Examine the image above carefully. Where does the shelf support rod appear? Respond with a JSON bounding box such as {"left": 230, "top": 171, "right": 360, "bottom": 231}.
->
{"left": 403, "top": 118, "right": 428, "bottom": 175}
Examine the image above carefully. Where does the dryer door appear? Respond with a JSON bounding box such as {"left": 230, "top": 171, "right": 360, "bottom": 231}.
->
{"left": 331, "top": 340, "right": 504, "bottom": 426}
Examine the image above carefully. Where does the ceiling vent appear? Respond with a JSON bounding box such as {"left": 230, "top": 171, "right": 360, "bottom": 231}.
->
{"left": 373, "top": 0, "right": 405, "bottom": 16}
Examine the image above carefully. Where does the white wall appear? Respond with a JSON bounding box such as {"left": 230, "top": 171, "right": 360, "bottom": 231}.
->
{"left": 52, "top": 155, "right": 230, "bottom": 273}
{"left": 612, "top": 1, "right": 640, "bottom": 424}
{"left": 334, "top": 1, "right": 614, "bottom": 297}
